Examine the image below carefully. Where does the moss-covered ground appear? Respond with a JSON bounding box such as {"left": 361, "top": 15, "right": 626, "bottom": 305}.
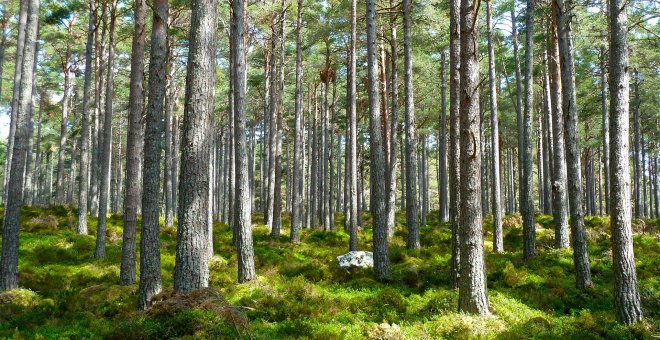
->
{"left": 0, "top": 206, "right": 658, "bottom": 339}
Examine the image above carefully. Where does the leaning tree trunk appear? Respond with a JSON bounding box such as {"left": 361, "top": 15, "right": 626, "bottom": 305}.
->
{"left": 608, "top": 0, "right": 643, "bottom": 324}
{"left": 448, "top": 0, "right": 461, "bottom": 289}
{"left": 403, "top": 0, "right": 420, "bottom": 249}
{"left": 366, "top": 0, "right": 390, "bottom": 280}
{"left": 0, "top": 0, "right": 39, "bottom": 290}
{"left": 138, "top": 0, "right": 167, "bottom": 309}
{"left": 458, "top": 0, "right": 489, "bottom": 314}
{"left": 556, "top": 0, "right": 593, "bottom": 290}
{"left": 174, "top": 0, "right": 219, "bottom": 291}
{"left": 95, "top": 0, "right": 117, "bottom": 260}
{"left": 520, "top": 0, "right": 536, "bottom": 260}
{"left": 120, "top": 0, "right": 146, "bottom": 286}
{"left": 290, "top": 0, "right": 304, "bottom": 243}
{"left": 486, "top": 0, "right": 503, "bottom": 252}
{"left": 548, "top": 15, "right": 570, "bottom": 249}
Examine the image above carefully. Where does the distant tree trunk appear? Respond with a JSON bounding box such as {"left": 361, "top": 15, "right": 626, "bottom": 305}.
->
{"left": 33, "top": 92, "right": 45, "bottom": 205}
{"left": 77, "top": 0, "right": 96, "bottom": 235}
{"left": 449, "top": 0, "right": 461, "bottom": 289}
{"left": 90, "top": 2, "right": 108, "bottom": 216}
{"left": 366, "top": 0, "right": 390, "bottom": 279}
{"left": 95, "top": 0, "right": 117, "bottom": 259}
{"left": 403, "top": 0, "right": 420, "bottom": 249}
{"left": 632, "top": 69, "right": 642, "bottom": 218}
{"left": 438, "top": 51, "right": 448, "bottom": 222}
{"left": 548, "top": 15, "right": 570, "bottom": 249}
{"left": 541, "top": 49, "right": 553, "bottom": 215}
{"left": 138, "top": 0, "right": 167, "bottom": 309}
{"left": 347, "top": 0, "right": 358, "bottom": 250}
{"left": 520, "top": 0, "right": 536, "bottom": 260}
{"left": 510, "top": 7, "right": 523, "bottom": 217}
{"left": 486, "top": 0, "right": 503, "bottom": 252}
{"left": 3, "top": 0, "right": 28, "bottom": 203}
{"left": 56, "top": 41, "right": 73, "bottom": 203}
{"left": 164, "top": 44, "right": 178, "bottom": 227}
{"left": 23, "top": 42, "right": 38, "bottom": 206}
{"left": 232, "top": 0, "right": 256, "bottom": 283}
{"left": 0, "top": 11, "right": 9, "bottom": 106}
{"left": 0, "top": 0, "right": 39, "bottom": 290}
{"left": 266, "top": 24, "right": 277, "bottom": 228}
{"left": 600, "top": 47, "right": 609, "bottom": 214}
{"left": 608, "top": 0, "right": 643, "bottom": 324}
{"left": 556, "top": 0, "right": 593, "bottom": 289}
{"left": 120, "top": 0, "right": 146, "bottom": 286}
{"left": 174, "top": 0, "right": 218, "bottom": 291}
{"left": 291, "top": 0, "right": 304, "bottom": 243}
{"left": 458, "top": 0, "right": 489, "bottom": 314}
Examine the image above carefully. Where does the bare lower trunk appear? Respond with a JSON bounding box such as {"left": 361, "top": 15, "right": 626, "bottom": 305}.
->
{"left": 608, "top": 0, "right": 643, "bottom": 324}
{"left": 448, "top": 0, "right": 461, "bottom": 289}
{"left": 521, "top": 0, "right": 536, "bottom": 260}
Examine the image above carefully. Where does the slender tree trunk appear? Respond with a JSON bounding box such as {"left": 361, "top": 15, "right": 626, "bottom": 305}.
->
{"left": 347, "top": 0, "right": 358, "bottom": 250}
{"left": 556, "top": 0, "right": 593, "bottom": 289}
{"left": 33, "top": 92, "right": 45, "bottom": 205}
{"left": 137, "top": 0, "right": 167, "bottom": 308}
{"left": 56, "top": 42, "right": 73, "bottom": 203}
{"left": 487, "top": 0, "right": 503, "bottom": 252}
{"left": 403, "top": 0, "right": 420, "bottom": 249}
{"left": 120, "top": 0, "right": 146, "bottom": 286}
{"left": 438, "top": 51, "right": 448, "bottom": 222}
{"left": 90, "top": 3, "right": 107, "bottom": 216}
{"left": 600, "top": 48, "right": 609, "bottom": 214}
{"left": 366, "top": 0, "right": 390, "bottom": 279}
{"left": 548, "top": 16, "right": 570, "bottom": 249}
{"left": 0, "top": 0, "right": 39, "bottom": 290}
{"left": 232, "top": 0, "right": 256, "bottom": 283}
{"left": 608, "top": 0, "right": 643, "bottom": 323}
{"left": 23, "top": 42, "right": 38, "bottom": 206}
{"left": 291, "top": 0, "right": 304, "bottom": 243}
{"left": 449, "top": 0, "right": 461, "bottom": 289}
{"left": 95, "top": 0, "right": 117, "bottom": 259}
{"left": 77, "top": 0, "right": 96, "bottom": 234}
{"left": 520, "top": 0, "right": 536, "bottom": 260}
{"left": 632, "top": 69, "right": 641, "bottom": 218}
{"left": 3, "top": 0, "right": 28, "bottom": 202}
{"left": 174, "top": 0, "right": 218, "bottom": 291}
{"left": 458, "top": 0, "right": 489, "bottom": 314}
{"left": 542, "top": 49, "right": 553, "bottom": 215}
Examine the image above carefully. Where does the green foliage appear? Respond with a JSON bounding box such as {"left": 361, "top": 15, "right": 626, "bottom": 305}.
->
{"left": 1, "top": 206, "right": 658, "bottom": 338}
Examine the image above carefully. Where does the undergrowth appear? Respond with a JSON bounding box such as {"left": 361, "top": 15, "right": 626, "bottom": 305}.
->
{"left": 0, "top": 206, "right": 658, "bottom": 339}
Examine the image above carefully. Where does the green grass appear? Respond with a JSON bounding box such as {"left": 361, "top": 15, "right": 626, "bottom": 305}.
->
{"left": 0, "top": 206, "right": 658, "bottom": 339}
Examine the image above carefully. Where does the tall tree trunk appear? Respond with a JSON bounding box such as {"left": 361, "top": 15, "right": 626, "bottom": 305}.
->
{"left": 511, "top": 7, "right": 523, "bottom": 217}
{"left": 608, "top": 0, "right": 643, "bottom": 324}
{"left": 3, "top": 0, "right": 28, "bottom": 203}
{"left": 458, "top": 0, "right": 489, "bottom": 314}
{"left": 449, "top": 0, "right": 461, "bottom": 289}
{"left": 548, "top": 16, "right": 570, "bottom": 249}
{"left": 138, "top": 0, "right": 167, "bottom": 308}
{"left": 438, "top": 51, "right": 448, "bottom": 222}
{"left": 487, "top": 0, "right": 503, "bottom": 252}
{"left": 120, "top": 0, "right": 146, "bottom": 286}
{"left": 0, "top": 0, "right": 39, "bottom": 290}
{"left": 599, "top": 47, "right": 609, "bottom": 214}
{"left": 632, "top": 69, "right": 641, "bottom": 218}
{"left": 556, "top": 0, "right": 593, "bottom": 290}
{"left": 266, "top": 25, "right": 277, "bottom": 228}
{"left": 77, "top": 0, "right": 96, "bottom": 234}
{"left": 521, "top": 0, "right": 536, "bottom": 260}
{"left": 33, "top": 92, "right": 45, "bottom": 205}
{"left": 23, "top": 41, "right": 38, "bottom": 206}
{"left": 174, "top": 0, "right": 218, "bottom": 291}
{"left": 366, "top": 0, "right": 390, "bottom": 279}
{"left": 56, "top": 42, "right": 73, "bottom": 203}
{"left": 403, "top": 0, "right": 420, "bottom": 249}
{"left": 95, "top": 0, "right": 117, "bottom": 259}
{"left": 291, "top": 0, "right": 304, "bottom": 243}
{"left": 90, "top": 2, "right": 108, "bottom": 216}
{"left": 347, "top": 0, "right": 358, "bottom": 250}
{"left": 541, "top": 49, "right": 553, "bottom": 215}
{"left": 232, "top": 0, "right": 256, "bottom": 283}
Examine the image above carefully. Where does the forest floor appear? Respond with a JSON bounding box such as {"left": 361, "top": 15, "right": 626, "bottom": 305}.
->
{"left": 0, "top": 206, "right": 658, "bottom": 339}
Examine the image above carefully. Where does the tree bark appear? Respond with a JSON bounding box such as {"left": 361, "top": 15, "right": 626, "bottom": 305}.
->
{"left": 487, "top": 0, "right": 503, "bottom": 252}
{"left": 403, "top": 0, "right": 420, "bottom": 249}
{"left": 556, "top": 0, "right": 593, "bottom": 289}
{"left": 458, "top": 0, "right": 489, "bottom": 314}
{"left": 366, "top": 0, "right": 390, "bottom": 279}
{"left": 120, "top": 0, "right": 146, "bottom": 286}
{"left": 291, "top": 0, "right": 304, "bottom": 243}
{"left": 608, "top": 0, "right": 643, "bottom": 323}
{"left": 521, "top": 0, "right": 536, "bottom": 260}
{"left": 94, "top": 0, "right": 117, "bottom": 259}
{"left": 438, "top": 51, "right": 448, "bottom": 222}
{"left": 0, "top": 0, "right": 39, "bottom": 290}
{"left": 174, "top": 0, "right": 219, "bottom": 291}
{"left": 449, "top": 0, "right": 461, "bottom": 289}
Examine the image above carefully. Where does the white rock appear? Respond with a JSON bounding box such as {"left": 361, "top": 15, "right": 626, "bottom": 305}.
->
{"left": 336, "top": 251, "right": 374, "bottom": 269}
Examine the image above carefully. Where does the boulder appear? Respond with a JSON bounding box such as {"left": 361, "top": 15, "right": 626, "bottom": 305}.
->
{"left": 336, "top": 251, "right": 374, "bottom": 269}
